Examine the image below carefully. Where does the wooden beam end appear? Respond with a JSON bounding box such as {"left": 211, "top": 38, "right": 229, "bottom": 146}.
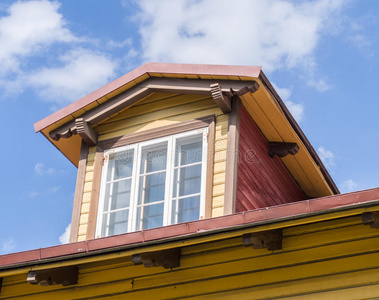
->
{"left": 268, "top": 142, "right": 299, "bottom": 158}
{"left": 27, "top": 266, "right": 78, "bottom": 287}
{"left": 362, "top": 212, "right": 379, "bottom": 228}
{"left": 132, "top": 248, "right": 181, "bottom": 269}
{"left": 242, "top": 230, "right": 283, "bottom": 251}
{"left": 211, "top": 83, "right": 231, "bottom": 114}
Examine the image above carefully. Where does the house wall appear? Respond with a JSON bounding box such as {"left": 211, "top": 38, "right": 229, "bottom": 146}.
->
{"left": 76, "top": 92, "right": 228, "bottom": 241}
{"left": 2, "top": 215, "right": 379, "bottom": 299}
{"left": 236, "top": 105, "right": 306, "bottom": 211}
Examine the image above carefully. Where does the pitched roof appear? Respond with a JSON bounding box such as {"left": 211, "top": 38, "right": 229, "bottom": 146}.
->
{"left": 33, "top": 62, "right": 338, "bottom": 196}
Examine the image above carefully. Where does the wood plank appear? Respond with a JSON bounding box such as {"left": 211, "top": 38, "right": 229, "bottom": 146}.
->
{"left": 98, "top": 107, "right": 223, "bottom": 140}
{"left": 86, "top": 146, "right": 104, "bottom": 240}
{"left": 102, "top": 93, "right": 211, "bottom": 124}
{"left": 98, "top": 115, "right": 215, "bottom": 150}
{"left": 205, "top": 118, "right": 215, "bottom": 219}
{"left": 239, "top": 105, "right": 305, "bottom": 201}
{"left": 224, "top": 96, "right": 241, "bottom": 215}
{"left": 69, "top": 141, "right": 89, "bottom": 243}
{"left": 96, "top": 98, "right": 217, "bottom": 135}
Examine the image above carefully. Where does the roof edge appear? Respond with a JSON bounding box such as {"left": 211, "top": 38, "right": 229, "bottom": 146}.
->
{"left": 34, "top": 63, "right": 262, "bottom": 133}
{"left": 258, "top": 71, "right": 340, "bottom": 194}
{"left": 1, "top": 187, "right": 378, "bottom": 271}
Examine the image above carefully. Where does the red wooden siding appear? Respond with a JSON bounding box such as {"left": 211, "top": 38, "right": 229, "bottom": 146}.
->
{"left": 236, "top": 105, "right": 306, "bottom": 212}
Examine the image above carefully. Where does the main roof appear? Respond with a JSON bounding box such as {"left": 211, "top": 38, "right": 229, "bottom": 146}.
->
{"left": 34, "top": 62, "right": 339, "bottom": 197}
{"left": 1, "top": 187, "right": 378, "bottom": 271}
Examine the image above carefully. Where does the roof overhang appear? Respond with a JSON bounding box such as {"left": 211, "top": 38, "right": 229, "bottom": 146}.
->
{"left": 1, "top": 187, "right": 379, "bottom": 274}
{"left": 34, "top": 62, "right": 339, "bottom": 197}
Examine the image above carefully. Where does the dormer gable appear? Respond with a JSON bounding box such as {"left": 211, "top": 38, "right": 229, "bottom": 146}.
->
{"left": 34, "top": 63, "right": 339, "bottom": 242}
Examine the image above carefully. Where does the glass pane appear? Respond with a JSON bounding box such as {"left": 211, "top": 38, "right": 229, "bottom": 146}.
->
{"left": 175, "top": 134, "right": 202, "bottom": 166}
{"left": 140, "top": 142, "right": 167, "bottom": 173}
{"left": 101, "top": 209, "right": 128, "bottom": 236}
{"left": 136, "top": 203, "right": 164, "bottom": 230}
{"left": 103, "top": 179, "right": 131, "bottom": 211}
{"left": 138, "top": 172, "right": 166, "bottom": 205}
{"left": 171, "top": 196, "right": 200, "bottom": 224}
{"left": 173, "top": 164, "right": 201, "bottom": 197}
{"left": 107, "top": 150, "right": 134, "bottom": 181}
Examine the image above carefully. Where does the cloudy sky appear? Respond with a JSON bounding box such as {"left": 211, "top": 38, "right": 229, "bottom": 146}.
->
{"left": 1, "top": 0, "right": 378, "bottom": 254}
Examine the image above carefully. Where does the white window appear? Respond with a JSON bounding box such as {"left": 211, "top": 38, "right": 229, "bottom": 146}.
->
{"left": 96, "top": 128, "right": 208, "bottom": 237}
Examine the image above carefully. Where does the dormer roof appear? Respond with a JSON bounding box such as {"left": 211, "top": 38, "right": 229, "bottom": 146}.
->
{"left": 34, "top": 62, "right": 339, "bottom": 197}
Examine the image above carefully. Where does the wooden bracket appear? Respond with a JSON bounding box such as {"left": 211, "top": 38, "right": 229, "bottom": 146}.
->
{"left": 131, "top": 248, "right": 181, "bottom": 269}
{"left": 232, "top": 81, "right": 260, "bottom": 96}
{"left": 242, "top": 229, "right": 283, "bottom": 251}
{"left": 50, "top": 118, "right": 97, "bottom": 146}
{"left": 362, "top": 212, "right": 379, "bottom": 228}
{"left": 75, "top": 118, "right": 98, "bottom": 146}
{"left": 268, "top": 142, "right": 299, "bottom": 158}
{"left": 210, "top": 83, "right": 231, "bottom": 113}
{"left": 26, "top": 266, "right": 78, "bottom": 286}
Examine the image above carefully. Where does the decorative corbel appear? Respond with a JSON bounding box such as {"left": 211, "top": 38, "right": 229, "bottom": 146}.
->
{"left": 131, "top": 248, "right": 181, "bottom": 269}
{"left": 75, "top": 118, "right": 98, "bottom": 146}
{"left": 50, "top": 127, "right": 75, "bottom": 141}
{"left": 268, "top": 142, "right": 299, "bottom": 158}
{"left": 26, "top": 266, "right": 78, "bottom": 287}
{"left": 232, "top": 81, "right": 260, "bottom": 96}
{"left": 242, "top": 229, "right": 283, "bottom": 251}
{"left": 362, "top": 212, "right": 379, "bottom": 229}
{"left": 210, "top": 83, "right": 232, "bottom": 114}
{"left": 49, "top": 118, "right": 97, "bottom": 146}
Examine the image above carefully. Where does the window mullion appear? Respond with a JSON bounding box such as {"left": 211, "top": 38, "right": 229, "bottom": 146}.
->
{"left": 129, "top": 146, "right": 139, "bottom": 233}
{"left": 106, "top": 160, "right": 115, "bottom": 231}
{"left": 164, "top": 136, "right": 175, "bottom": 226}
{"left": 199, "top": 129, "right": 208, "bottom": 219}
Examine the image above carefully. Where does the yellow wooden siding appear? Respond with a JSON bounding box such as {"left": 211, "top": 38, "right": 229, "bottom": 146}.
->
{"left": 76, "top": 93, "right": 227, "bottom": 241}
{"left": 2, "top": 216, "right": 379, "bottom": 299}
{"left": 76, "top": 146, "right": 96, "bottom": 242}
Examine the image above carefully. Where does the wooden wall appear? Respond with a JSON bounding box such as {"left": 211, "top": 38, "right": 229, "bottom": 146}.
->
{"left": 2, "top": 215, "right": 379, "bottom": 299}
{"left": 236, "top": 105, "right": 306, "bottom": 211}
{"left": 76, "top": 92, "right": 228, "bottom": 241}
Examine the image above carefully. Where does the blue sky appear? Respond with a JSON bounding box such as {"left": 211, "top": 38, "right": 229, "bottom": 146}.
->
{"left": 0, "top": 0, "right": 378, "bottom": 254}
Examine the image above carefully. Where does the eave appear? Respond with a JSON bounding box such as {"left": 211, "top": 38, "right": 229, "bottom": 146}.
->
{"left": 34, "top": 62, "right": 339, "bottom": 197}
{"left": 1, "top": 187, "right": 378, "bottom": 275}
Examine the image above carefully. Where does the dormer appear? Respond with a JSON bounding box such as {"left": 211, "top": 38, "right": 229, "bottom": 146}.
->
{"left": 34, "top": 63, "right": 339, "bottom": 242}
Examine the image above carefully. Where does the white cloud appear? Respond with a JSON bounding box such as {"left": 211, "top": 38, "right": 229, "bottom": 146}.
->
{"left": 59, "top": 223, "right": 71, "bottom": 244}
{"left": 0, "top": 0, "right": 75, "bottom": 75}
{"left": 285, "top": 100, "right": 304, "bottom": 123}
{"left": 29, "top": 190, "right": 39, "bottom": 198}
{"left": 49, "top": 186, "right": 61, "bottom": 193}
{"left": 272, "top": 83, "right": 304, "bottom": 122}
{"left": 136, "top": 0, "right": 345, "bottom": 73}
{"left": 340, "top": 179, "right": 358, "bottom": 193}
{"left": 34, "top": 163, "right": 54, "bottom": 176}
{"left": 0, "top": 1, "right": 118, "bottom": 104}
{"left": 307, "top": 78, "right": 331, "bottom": 92}
{"left": 28, "top": 48, "right": 117, "bottom": 103}
{"left": 1, "top": 237, "right": 16, "bottom": 253}
{"left": 317, "top": 146, "right": 335, "bottom": 169}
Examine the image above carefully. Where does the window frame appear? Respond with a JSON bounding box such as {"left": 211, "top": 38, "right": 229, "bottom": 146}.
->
{"left": 95, "top": 128, "right": 209, "bottom": 238}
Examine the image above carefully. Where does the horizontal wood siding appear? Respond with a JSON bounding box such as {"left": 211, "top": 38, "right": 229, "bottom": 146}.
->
{"left": 2, "top": 216, "right": 379, "bottom": 299}
{"left": 76, "top": 93, "right": 227, "bottom": 240}
{"left": 77, "top": 146, "right": 96, "bottom": 241}
{"left": 236, "top": 105, "right": 306, "bottom": 212}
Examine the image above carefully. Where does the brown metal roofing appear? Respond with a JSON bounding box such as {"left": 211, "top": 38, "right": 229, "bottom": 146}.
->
{"left": 34, "top": 63, "right": 262, "bottom": 133}
{"left": 1, "top": 187, "right": 378, "bottom": 270}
